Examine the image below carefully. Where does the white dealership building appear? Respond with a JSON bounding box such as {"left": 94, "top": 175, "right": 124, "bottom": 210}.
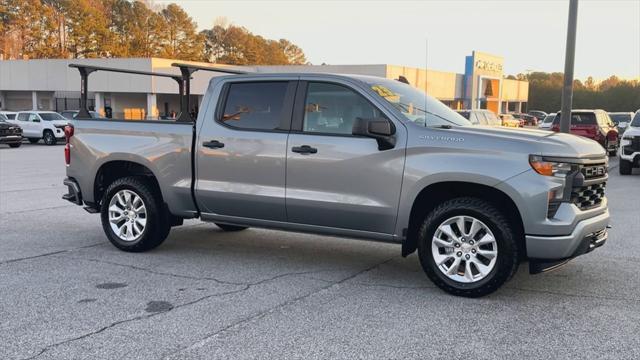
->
{"left": 0, "top": 51, "right": 528, "bottom": 119}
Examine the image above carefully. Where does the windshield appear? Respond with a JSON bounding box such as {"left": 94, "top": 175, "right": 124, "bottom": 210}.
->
{"left": 543, "top": 114, "right": 556, "bottom": 123}
{"left": 631, "top": 112, "right": 640, "bottom": 127}
{"left": 364, "top": 78, "right": 470, "bottom": 127}
{"left": 609, "top": 113, "right": 631, "bottom": 124}
{"left": 39, "top": 113, "right": 66, "bottom": 121}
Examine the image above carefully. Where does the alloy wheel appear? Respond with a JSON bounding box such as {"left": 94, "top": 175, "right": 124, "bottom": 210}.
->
{"left": 108, "top": 189, "right": 147, "bottom": 242}
{"left": 431, "top": 215, "right": 498, "bottom": 283}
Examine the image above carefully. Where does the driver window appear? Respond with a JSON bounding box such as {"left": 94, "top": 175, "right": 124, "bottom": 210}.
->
{"left": 28, "top": 113, "right": 39, "bottom": 122}
{"left": 303, "top": 82, "right": 384, "bottom": 135}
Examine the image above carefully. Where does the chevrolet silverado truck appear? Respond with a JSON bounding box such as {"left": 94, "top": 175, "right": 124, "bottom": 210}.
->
{"left": 62, "top": 64, "right": 610, "bottom": 297}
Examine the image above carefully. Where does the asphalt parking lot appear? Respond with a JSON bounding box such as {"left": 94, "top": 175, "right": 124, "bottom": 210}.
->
{"left": 1, "top": 142, "right": 639, "bottom": 360}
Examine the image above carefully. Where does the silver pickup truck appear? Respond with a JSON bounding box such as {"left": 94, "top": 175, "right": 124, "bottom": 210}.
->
{"left": 62, "top": 65, "right": 610, "bottom": 297}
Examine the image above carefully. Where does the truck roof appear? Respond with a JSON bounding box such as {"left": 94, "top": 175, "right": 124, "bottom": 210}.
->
{"left": 210, "top": 72, "right": 387, "bottom": 84}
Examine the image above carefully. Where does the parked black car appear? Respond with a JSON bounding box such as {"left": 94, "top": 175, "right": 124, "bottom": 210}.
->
{"left": 0, "top": 114, "right": 23, "bottom": 148}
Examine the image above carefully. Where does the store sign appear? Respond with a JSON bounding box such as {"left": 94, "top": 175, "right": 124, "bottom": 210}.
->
{"left": 475, "top": 60, "right": 503, "bottom": 74}
{"left": 472, "top": 52, "right": 504, "bottom": 77}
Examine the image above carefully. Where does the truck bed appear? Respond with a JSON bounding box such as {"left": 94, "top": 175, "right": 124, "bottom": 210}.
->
{"left": 67, "top": 119, "right": 198, "bottom": 217}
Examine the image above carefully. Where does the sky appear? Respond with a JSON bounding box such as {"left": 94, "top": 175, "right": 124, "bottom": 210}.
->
{"left": 157, "top": 0, "right": 640, "bottom": 80}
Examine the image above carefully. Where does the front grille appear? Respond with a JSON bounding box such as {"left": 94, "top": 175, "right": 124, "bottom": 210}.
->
{"left": 0, "top": 128, "right": 21, "bottom": 136}
{"left": 571, "top": 182, "right": 606, "bottom": 210}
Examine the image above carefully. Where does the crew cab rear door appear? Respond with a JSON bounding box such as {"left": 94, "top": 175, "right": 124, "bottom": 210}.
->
{"left": 285, "top": 80, "right": 406, "bottom": 235}
{"left": 195, "top": 79, "right": 297, "bottom": 222}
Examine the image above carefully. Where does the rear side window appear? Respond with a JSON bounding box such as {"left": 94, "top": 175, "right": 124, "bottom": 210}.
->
{"left": 557, "top": 113, "right": 596, "bottom": 125}
{"left": 575, "top": 113, "right": 597, "bottom": 125}
{"left": 221, "top": 82, "right": 289, "bottom": 131}
{"left": 17, "top": 113, "right": 29, "bottom": 121}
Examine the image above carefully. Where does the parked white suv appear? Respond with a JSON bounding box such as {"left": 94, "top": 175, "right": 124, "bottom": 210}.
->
{"left": 12, "top": 111, "right": 68, "bottom": 145}
{"left": 619, "top": 110, "right": 640, "bottom": 175}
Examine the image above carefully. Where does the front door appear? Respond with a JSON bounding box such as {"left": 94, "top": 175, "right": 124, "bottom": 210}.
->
{"left": 286, "top": 81, "right": 405, "bottom": 234}
{"left": 195, "top": 80, "right": 297, "bottom": 222}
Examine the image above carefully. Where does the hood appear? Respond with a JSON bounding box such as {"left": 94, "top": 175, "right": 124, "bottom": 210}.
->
{"left": 414, "top": 125, "right": 606, "bottom": 160}
{"left": 622, "top": 125, "right": 640, "bottom": 137}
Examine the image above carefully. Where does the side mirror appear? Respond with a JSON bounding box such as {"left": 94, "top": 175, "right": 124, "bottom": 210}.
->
{"left": 352, "top": 117, "right": 396, "bottom": 150}
{"left": 33, "top": 118, "right": 40, "bottom": 122}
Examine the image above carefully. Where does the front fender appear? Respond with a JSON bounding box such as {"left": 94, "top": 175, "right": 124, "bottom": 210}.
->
{"left": 393, "top": 147, "right": 531, "bottom": 239}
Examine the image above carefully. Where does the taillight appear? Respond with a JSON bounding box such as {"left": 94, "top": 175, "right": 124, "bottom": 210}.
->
{"left": 64, "top": 125, "right": 74, "bottom": 165}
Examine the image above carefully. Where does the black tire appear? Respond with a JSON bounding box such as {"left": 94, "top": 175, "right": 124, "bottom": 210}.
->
{"left": 9, "top": 143, "right": 21, "bottom": 148}
{"left": 28, "top": 138, "right": 39, "bottom": 144}
{"left": 100, "top": 176, "right": 170, "bottom": 252}
{"left": 619, "top": 159, "right": 632, "bottom": 175}
{"left": 215, "top": 223, "right": 248, "bottom": 232}
{"left": 43, "top": 130, "right": 56, "bottom": 145}
{"left": 417, "top": 197, "right": 520, "bottom": 297}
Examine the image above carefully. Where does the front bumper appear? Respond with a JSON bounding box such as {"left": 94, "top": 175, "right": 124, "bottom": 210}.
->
{"left": 620, "top": 147, "right": 639, "bottom": 164}
{"left": 0, "top": 135, "right": 22, "bottom": 144}
{"left": 526, "top": 209, "right": 609, "bottom": 259}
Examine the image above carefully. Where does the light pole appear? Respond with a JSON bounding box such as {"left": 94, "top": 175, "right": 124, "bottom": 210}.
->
{"left": 559, "top": 0, "right": 579, "bottom": 133}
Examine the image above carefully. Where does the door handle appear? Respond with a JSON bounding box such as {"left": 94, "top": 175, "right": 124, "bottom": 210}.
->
{"left": 203, "top": 140, "right": 225, "bottom": 149}
{"left": 291, "top": 145, "right": 317, "bottom": 154}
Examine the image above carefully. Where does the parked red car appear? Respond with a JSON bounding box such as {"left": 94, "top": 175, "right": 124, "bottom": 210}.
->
{"left": 552, "top": 109, "right": 619, "bottom": 156}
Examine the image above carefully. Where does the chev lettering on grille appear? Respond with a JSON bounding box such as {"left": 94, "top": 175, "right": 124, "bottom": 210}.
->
{"left": 583, "top": 165, "right": 607, "bottom": 178}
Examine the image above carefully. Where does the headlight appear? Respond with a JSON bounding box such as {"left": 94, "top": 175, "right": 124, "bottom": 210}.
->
{"left": 621, "top": 137, "right": 632, "bottom": 146}
{"left": 529, "top": 155, "right": 573, "bottom": 177}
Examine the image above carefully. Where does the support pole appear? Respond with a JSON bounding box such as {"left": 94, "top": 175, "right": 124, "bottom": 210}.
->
{"left": 77, "top": 67, "right": 95, "bottom": 118}
{"left": 559, "top": 0, "right": 579, "bottom": 133}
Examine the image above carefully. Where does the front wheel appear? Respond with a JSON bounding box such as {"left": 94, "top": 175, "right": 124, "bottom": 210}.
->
{"left": 100, "top": 177, "right": 170, "bottom": 252}
{"left": 619, "top": 159, "right": 632, "bottom": 175}
{"left": 417, "top": 197, "right": 520, "bottom": 297}
{"left": 43, "top": 130, "right": 57, "bottom": 145}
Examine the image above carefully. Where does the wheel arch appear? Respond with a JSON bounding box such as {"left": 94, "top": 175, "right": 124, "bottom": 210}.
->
{"left": 94, "top": 160, "right": 163, "bottom": 208}
{"left": 402, "top": 181, "right": 525, "bottom": 259}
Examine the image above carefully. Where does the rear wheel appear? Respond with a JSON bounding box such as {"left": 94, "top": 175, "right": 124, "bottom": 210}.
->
{"left": 100, "top": 176, "right": 170, "bottom": 252}
{"left": 43, "top": 130, "right": 56, "bottom": 145}
{"left": 619, "top": 159, "right": 632, "bottom": 175}
{"left": 9, "top": 143, "right": 21, "bottom": 148}
{"left": 215, "top": 223, "right": 248, "bottom": 232}
{"left": 417, "top": 197, "right": 519, "bottom": 297}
